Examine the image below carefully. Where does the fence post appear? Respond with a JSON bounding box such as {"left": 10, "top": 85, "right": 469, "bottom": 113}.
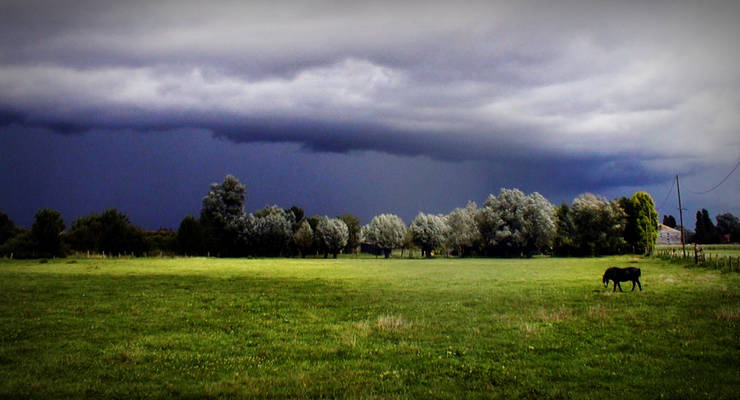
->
{"left": 694, "top": 244, "right": 697, "bottom": 264}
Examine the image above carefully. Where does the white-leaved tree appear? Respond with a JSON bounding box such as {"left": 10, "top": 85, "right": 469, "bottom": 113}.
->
{"left": 476, "top": 188, "right": 555, "bottom": 257}
{"left": 446, "top": 201, "right": 480, "bottom": 257}
{"left": 252, "top": 205, "right": 293, "bottom": 256}
{"left": 409, "top": 212, "right": 449, "bottom": 258}
{"left": 315, "top": 217, "right": 349, "bottom": 258}
{"left": 361, "top": 214, "right": 406, "bottom": 258}
{"left": 525, "top": 191, "right": 557, "bottom": 254}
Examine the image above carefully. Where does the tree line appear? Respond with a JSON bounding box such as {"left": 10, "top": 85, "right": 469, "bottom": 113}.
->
{"left": 0, "top": 208, "right": 176, "bottom": 259}
{"left": 1, "top": 174, "right": 737, "bottom": 259}
{"left": 661, "top": 210, "right": 740, "bottom": 244}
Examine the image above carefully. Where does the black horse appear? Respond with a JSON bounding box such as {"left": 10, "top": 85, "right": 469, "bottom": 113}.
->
{"left": 602, "top": 267, "right": 642, "bottom": 292}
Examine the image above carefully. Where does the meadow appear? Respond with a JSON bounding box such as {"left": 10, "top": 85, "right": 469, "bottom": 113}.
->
{"left": 0, "top": 256, "right": 738, "bottom": 399}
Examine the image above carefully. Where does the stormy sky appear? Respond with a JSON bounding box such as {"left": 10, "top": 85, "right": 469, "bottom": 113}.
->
{"left": 1, "top": 0, "right": 738, "bottom": 229}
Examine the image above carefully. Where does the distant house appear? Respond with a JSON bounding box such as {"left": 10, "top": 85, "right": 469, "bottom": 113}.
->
{"left": 657, "top": 224, "right": 682, "bottom": 245}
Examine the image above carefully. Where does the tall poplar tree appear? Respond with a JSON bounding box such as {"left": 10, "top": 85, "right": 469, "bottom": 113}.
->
{"left": 694, "top": 209, "right": 720, "bottom": 244}
{"left": 626, "top": 192, "right": 659, "bottom": 254}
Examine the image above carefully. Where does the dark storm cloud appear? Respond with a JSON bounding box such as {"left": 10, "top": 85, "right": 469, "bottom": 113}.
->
{"left": 0, "top": 126, "right": 679, "bottom": 231}
{"left": 0, "top": 99, "right": 671, "bottom": 193}
{"left": 1, "top": 0, "right": 739, "bottom": 186}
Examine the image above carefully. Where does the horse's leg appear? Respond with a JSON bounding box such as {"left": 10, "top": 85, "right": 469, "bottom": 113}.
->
{"left": 637, "top": 279, "right": 642, "bottom": 291}
{"left": 617, "top": 282, "right": 623, "bottom": 292}
{"left": 631, "top": 280, "right": 636, "bottom": 291}
{"left": 612, "top": 281, "right": 617, "bottom": 292}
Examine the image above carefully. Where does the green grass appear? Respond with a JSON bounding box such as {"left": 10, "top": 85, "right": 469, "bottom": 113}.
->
{"left": 1, "top": 256, "right": 738, "bottom": 399}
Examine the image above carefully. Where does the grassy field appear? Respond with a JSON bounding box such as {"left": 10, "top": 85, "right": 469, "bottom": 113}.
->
{"left": 1, "top": 256, "right": 738, "bottom": 399}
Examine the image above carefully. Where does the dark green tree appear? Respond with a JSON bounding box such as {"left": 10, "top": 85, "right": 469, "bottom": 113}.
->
{"left": 694, "top": 209, "right": 720, "bottom": 244}
{"left": 67, "top": 209, "right": 147, "bottom": 256}
{"left": 100, "top": 209, "right": 146, "bottom": 255}
{"left": 307, "top": 215, "right": 323, "bottom": 256}
{"left": 67, "top": 213, "right": 102, "bottom": 252}
{"left": 553, "top": 203, "right": 577, "bottom": 256}
{"left": 0, "top": 228, "right": 34, "bottom": 258}
{"left": 31, "top": 209, "right": 66, "bottom": 257}
{"left": 0, "top": 211, "right": 19, "bottom": 246}
{"left": 339, "top": 213, "right": 361, "bottom": 254}
{"left": 306, "top": 215, "right": 322, "bottom": 231}
{"left": 293, "top": 220, "right": 313, "bottom": 258}
{"left": 619, "top": 196, "right": 637, "bottom": 251}
{"left": 176, "top": 216, "right": 205, "bottom": 256}
{"left": 694, "top": 210, "right": 706, "bottom": 243}
{"left": 144, "top": 229, "right": 177, "bottom": 255}
{"left": 662, "top": 215, "right": 677, "bottom": 228}
{"left": 716, "top": 213, "right": 740, "bottom": 243}
{"left": 288, "top": 206, "right": 305, "bottom": 231}
{"left": 200, "top": 175, "right": 247, "bottom": 257}
{"left": 277, "top": 206, "right": 305, "bottom": 257}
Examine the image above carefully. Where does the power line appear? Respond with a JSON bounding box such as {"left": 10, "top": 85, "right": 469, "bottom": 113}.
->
{"left": 656, "top": 178, "right": 675, "bottom": 212}
{"left": 685, "top": 160, "right": 740, "bottom": 195}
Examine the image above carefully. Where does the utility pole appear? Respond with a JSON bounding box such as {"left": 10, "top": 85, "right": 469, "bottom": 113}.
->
{"left": 676, "top": 175, "right": 686, "bottom": 258}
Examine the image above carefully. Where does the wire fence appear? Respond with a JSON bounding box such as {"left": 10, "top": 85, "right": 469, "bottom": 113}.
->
{"left": 656, "top": 246, "right": 740, "bottom": 273}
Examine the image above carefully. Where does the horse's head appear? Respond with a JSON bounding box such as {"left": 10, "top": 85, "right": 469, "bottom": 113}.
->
{"left": 602, "top": 267, "right": 615, "bottom": 287}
